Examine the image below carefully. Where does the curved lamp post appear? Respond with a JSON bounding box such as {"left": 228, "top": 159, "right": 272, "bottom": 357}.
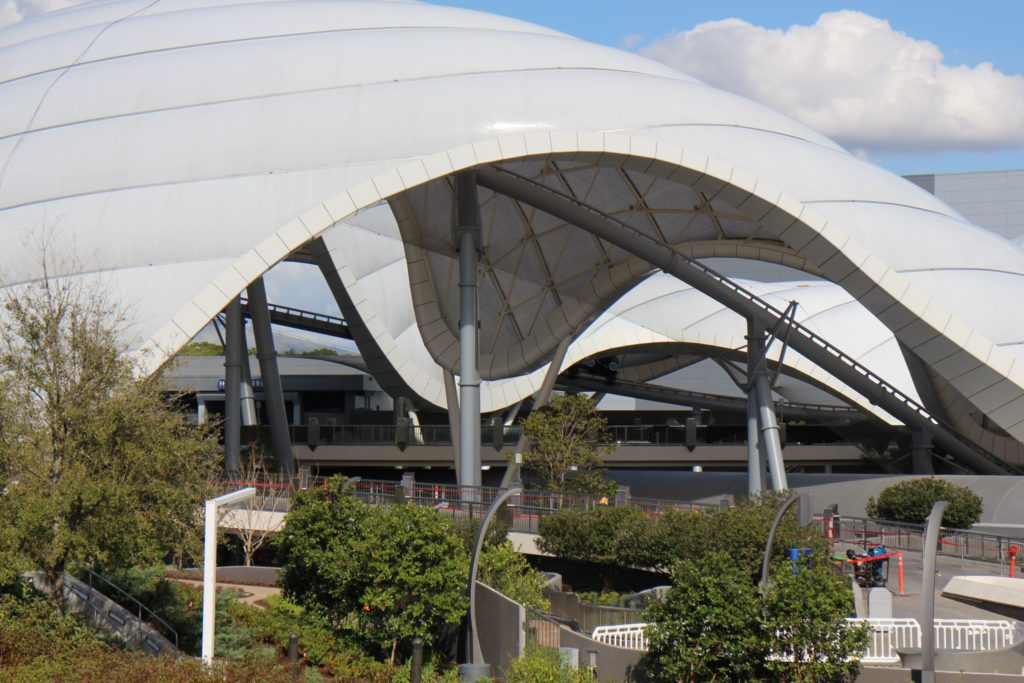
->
{"left": 461, "top": 485, "right": 523, "bottom": 681}
{"left": 340, "top": 476, "right": 362, "bottom": 494}
{"left": 921, "top": 500, "right": 949, "bottom": 683}
{"left": 760, "top": 493, "right": 811, "bottom": 593}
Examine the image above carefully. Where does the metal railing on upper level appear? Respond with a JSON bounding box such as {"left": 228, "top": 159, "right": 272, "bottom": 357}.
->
{"left": 823, "top": 514, "right": 1023, "bottom": 568}
{"left": 274, "top": 422, "right": 843, "bottom": 449}
{"left": 238, "top": 297, "right": 351, "bottom": 339}
{"left": 219, "top": 475, "right": 712, "bottom": 536}
{"left": 220, "top": 475, "right": 1024, "bottom": 570}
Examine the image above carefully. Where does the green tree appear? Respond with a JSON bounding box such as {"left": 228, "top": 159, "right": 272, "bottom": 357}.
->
{"left": 521, "top": 394, "right": 615, "bottom": 495}
{"left": 478, "top": 541, "right": 549, "bottom": 612}
{"left": 644, "top": 551, "right": 865, "bottom": 682}
{"left": 277, "top": 480, "right": 469, "bottom": 661}
{"left": 866, "top": 478, "right": 983, "bottom": 529}
{"left": 764, "top": 560, "right": 869, "bottom": 682}
{"left": 656, "top": 493, "right": 829, "bottom": 579}
{"left": 0, "top": 268, "right": 220, "bottom": 611}
{"left": 644, "top": 552, "right": 768, "bottom": 682}
{"left": 504, "top": 645, "right": 595, "bottom": 683}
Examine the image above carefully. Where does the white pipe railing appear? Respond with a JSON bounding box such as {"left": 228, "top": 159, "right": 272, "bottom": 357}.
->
{"left": 591, "top": 623, "right": 649, "bottom": 651}
{"left": 591, "top": 618, "right": 1018, "bottom": 665}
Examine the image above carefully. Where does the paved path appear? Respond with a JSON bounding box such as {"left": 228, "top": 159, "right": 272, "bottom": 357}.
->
{"left": 835, "top": 540, "right": 1014, "bottom": 621}
{"left": 172, "top": 578, "right": 281, "bottom": 606}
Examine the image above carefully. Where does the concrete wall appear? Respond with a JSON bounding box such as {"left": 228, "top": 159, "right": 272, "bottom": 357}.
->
{"left": 27, "top": 572, "right": 177, "bottom": 656}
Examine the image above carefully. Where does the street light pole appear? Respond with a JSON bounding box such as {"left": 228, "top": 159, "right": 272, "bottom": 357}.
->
{"left": 760, "top": 493, "right": 811, "bottom": 593}
{"left": 202, "top": 487, "right": 256, "bottom": 665}
{"left": 921, "top": 500, "right": 949, "bottom": 683}
{"left": 461, "top": 485, "right": 522, "bottom": 681}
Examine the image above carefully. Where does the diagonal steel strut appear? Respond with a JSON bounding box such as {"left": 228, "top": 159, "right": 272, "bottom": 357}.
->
{"left": 475, "top": 165, "right": 1012, "bottom": 474}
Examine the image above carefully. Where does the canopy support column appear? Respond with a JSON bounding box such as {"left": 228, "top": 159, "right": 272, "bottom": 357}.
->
{"left": 444, "top": 370, "right": 462, "bottom": 482}
{"left": 500, "top": 336, "right": 571, "bottom": 489}
{"left": 912, "top": 429, "right": 935, "bottom": 475}
{"left": 248, "top": 277, "right": 294, "bottom": 475}
{"left": 456, "top": 172, "right": 482, "bottom": 488}
{"left": 224, "top": 298, "right": 245, "bottom": 476}
{"left": 748, "top": 319, "right": 787, "bottom": 491}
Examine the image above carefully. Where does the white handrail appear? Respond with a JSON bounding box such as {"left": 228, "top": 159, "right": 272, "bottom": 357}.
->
{"left": 594, "top": 618, "right": 1018, "bottom": 662}
{"left": 591, "top": 623, "right": 649, "bottom": 651}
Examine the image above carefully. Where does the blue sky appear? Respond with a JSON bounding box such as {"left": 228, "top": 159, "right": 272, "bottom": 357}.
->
{"left": 435, "top": 1, "right": 1024, "bottom": 176}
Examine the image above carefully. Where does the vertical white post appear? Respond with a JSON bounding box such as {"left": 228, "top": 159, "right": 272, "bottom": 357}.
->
{"left": 201, "top": 499, "right": 218, "bottom": 665}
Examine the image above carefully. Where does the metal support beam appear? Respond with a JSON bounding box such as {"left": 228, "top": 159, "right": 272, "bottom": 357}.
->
{"left": 247, "top": 277, "right": 294, "bottom": 476}
{"left": 456, "top": 172, "right": 482, "bottom": 488}
{"left": 748, "top": 320, "right": 787, "bottom": 491}
{"left": 239, "top": 344, "right": 257, "bottom": 428}
{"left": 476, "top": 166, "right": 1010, "bottom": 475}
{"left": 223, "top": 298, "right": 244, "bottom": 476}
{"left": 746, "top": 389, "right": 763, "bottom": 496}
{"left": 499, "top": 336, "right": 571, "bottom": 489}
{"left": 444, "top": 370, "right": 462, "bottom": 481}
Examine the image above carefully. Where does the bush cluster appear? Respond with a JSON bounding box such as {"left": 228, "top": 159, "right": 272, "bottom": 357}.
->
{"left": 643, "top": 551, "right": 869, "bottom": 683}
{"left": 276, "top": 476, "right": 548, "bottom": 665}
{"left": 538, "top": 492, "right": 828, "bottom": 583}
{"left": 503, "top": 645, "right": 596, "bottom": 683}
{"left": 866, "top": 478, "right": 983, "bottom": 529}
{"left": 0, "top": 583, "right": 298, "bottom": 682}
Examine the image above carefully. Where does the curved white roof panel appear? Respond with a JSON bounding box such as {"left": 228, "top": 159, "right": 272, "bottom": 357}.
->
{"left": 2, "top": 0, "right": 1024, "bottom": 460}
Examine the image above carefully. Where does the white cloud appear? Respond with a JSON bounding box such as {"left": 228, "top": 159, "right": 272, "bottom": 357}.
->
{"left": 0, "top": 0, "right": 84, "bottom": 28}
{"left": 639, "top": 11, "right": 1024, "bottom": 152}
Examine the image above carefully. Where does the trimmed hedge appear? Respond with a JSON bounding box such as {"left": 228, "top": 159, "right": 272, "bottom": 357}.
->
{"left": 866, "top": 478, "right": 982, "bottom": 529}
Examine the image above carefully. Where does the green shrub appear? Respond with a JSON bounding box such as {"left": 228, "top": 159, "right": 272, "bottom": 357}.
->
{"left": 277, "top": 477, "right": 469, "bottom": 661}
{"left": 643, "top": 551, "right": 866, "bottom": 683}
{"left": 537, "top": 505, "right": 660, "bottom": 586}
{"left": 0, "top": 586, "right": 299, "bottom": 682}
{"left": 538, "top": 493, "right": 828, "bottom": 585}
{"left": 504, "top": 645, "right": 595, "bottom": 683}
{"left": 866, "top": 478, "right": 983, "bottom": 528}
{"left": 644, "top": 552, "right": 767, "bottom": 682}
{"left": 478, "top": 541, "right": 549, "bottom": 612}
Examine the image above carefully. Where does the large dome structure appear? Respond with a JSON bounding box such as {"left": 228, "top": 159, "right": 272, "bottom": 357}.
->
{"left": 2, "top": 0, "right": 1024, "bottom": 473}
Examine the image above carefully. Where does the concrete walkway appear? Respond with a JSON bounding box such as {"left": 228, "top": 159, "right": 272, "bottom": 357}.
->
{"left": 836, "top": 539, "right": 1016, "bottom": 621}
{"left": 172, "top": 578, "right": 281, "bottom": 606}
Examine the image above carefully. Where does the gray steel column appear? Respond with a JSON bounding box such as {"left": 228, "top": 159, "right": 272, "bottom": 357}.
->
{"left": 456, "top": 173, "right": 482, "bottom": 488}
{"left": 499, "top": 336, "right": 571, "bottom": 489}
{"left": 223, "top": 298, "right": 244, "bottom": 475}
{"left": 746, "top": 392, "right": 763, "bottom": 496}
{"left": 921, "top": 501, "right": 949, "bottom": 683}
{"left": 912, "top": 429, "right": 935, "bottom": 475}
{"left": 748, "top": 320, "right": 787, "bottom": 491}
{"left": 444, "top": 370, "right": 462, "bottom": 482}
{"left": 746, "top": 323, "right": 764, "bottom": 496}
{"left": 247, "top": 277, "right": 294, "bottom": 475}
{"left": 239, "top": 340, "right": 257, "bottom": 427}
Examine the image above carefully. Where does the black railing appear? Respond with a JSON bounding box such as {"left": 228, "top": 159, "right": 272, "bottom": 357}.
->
{"left": 83, "top": 569, "right": 179, "bottom": 651}
{"left": 248, "top": 423, "right": 840, "bottom": 448}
